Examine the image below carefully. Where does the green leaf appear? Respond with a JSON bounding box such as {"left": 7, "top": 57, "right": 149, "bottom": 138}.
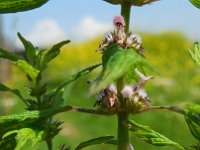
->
{"left": 185, "top": 116, "right": 200, "bottom": 141}
{"left": 0, "top": 107, "right": 64, "bottom": 131}
{"left": 75, "top": 136, "right": 116, "bottom": 150}
{"left": 103, "top": 0, "right": 159, "bottom": 6}
{"left": 0, "top": 0, "right": 49, "bottom": 13}
{"left": 52, "top": 89, "right": 65, "bottom": 107}
{"left": 0, "top": 46, "right": 39, "bottom": 80}
{"left": 0, "top": 48, "right": 21, "bottom": 61}
{"left": 15, "top": 59, "right": 39, "bottom": 80}
{"left": 174, "top": 103, "right": 200, "bottom": 141}
{"left": 128, "top": 120, "right": 185, "bottom": 150}
{"left": 0, "top": 106, "right": 74, "bottom": 150}
{"left": 3, "top": 128, "right": 44, "bottom": 150}
{"left": 91, "top": 44, "right": 145, "bottom": 93}
{"left": 0, "top": 83, "right": 25, "bottom": 101}
{"left": 189, "top": 0, "right": 200, "bottom": 9}
{"left": 191, "top": 142, "right": 200, "bottom": 150}
{"left": 42, "top": 40, "right": 70, "bottom": 66}
{"left": 0, "top": 133, "right": 16, "bottom": 150}
{"left": 57, "top": 145, "right": 71, "bottom": 150}
{"left": 189, "top": 42, "right": 200, "bottom": 68}
{"left": 175, "top": 103, "right": 200, "bottom": 126}
{"left": 17, "top": 32, "right": 36, "bottom": 65}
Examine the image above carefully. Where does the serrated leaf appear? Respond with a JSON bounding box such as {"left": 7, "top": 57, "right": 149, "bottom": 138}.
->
{"left": 0, "top": 133, "right": 16, "bottom": 150}
{"left": 0, "top": 48, "right": 21, "bottom": 61}
{"left": 91, "top": 44, "right": 145, "bottom": 93}
{"left": 0, "top": 107, "right": 72, "bottom": 149}
{"left": 175, "top": 103, "right": 200, "bottom": 126}
{"left": 189, "top": 0, "right": 200, "bottom": 9}
{"left": 185, "top": 116, "right": 200, "bottom": 141}
{"left": 17, "top": 32, "right": 36, "bottom": 65}
{"left": 0, "top": 107, "right": 64, "bottom": 132}
{"left": 42, "top": 40, "right": 70, "bottom": 65}
{"left": 128, "top": 120, "right": 185, "bottom": 150}
{"left": 0, "top": 83, "right": 25, "bottom": 101}
{"left": 0, "top": 46, "right": 39, "bottom": 80}
{"left": 52, "top": 89, "right": 65, "bottom": 107}
{"left": 75, "top": 136, "right": 116, "bottom": 150}
{"left": 3, "top": 128, "right": 44, "bottom": 150}
{"left": 15, "top": 59, "right": 39, "bottom": 80}
{"left": 191, "top": 142, "right": 200, "bottom": 150}
{"left": 58, "top": 145, "right": 71, "bottom": 150}
{"left": 0, "top": 0, "right": 49, "bottom": 13}
{"left": 175, "top": 103, "right": 200, "bottom": 141}
{"left": 103, "top": 0, "right": 159, "bottom": 6}
{"left": 189, "top": 42, "right": 200, "bottom": 68}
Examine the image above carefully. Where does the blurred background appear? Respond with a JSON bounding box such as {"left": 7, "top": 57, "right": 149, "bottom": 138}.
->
{"left": 1, "top": 0, "right": 200, "bottom": 149}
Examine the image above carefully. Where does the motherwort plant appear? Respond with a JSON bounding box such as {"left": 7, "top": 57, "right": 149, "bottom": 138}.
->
{"left": 1, "top": 0, "right": 200, "bottom": 150}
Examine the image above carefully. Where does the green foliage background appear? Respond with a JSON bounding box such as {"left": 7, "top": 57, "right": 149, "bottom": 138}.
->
{"left": 1, "top": 31, "right": 199, "bottom": 149}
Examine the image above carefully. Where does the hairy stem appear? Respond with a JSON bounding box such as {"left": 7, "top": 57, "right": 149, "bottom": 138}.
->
{"left": 137, "top": 105, "right": 181, "bottom": 114}
{"left": 57, "top": 105, "right": 116, "bottom": 116}
{"left": 116, "top": 2, "right": 132, "bottom": 150}
{"left": 54, "top": 105, "right": 182, "bottom": 116}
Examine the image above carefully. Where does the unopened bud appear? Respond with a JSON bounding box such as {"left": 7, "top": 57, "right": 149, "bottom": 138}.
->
{"left": 113, "top": 15, "right": 125, "bottom": 28}
{"left": 126, "top": 33, "right": 137, "bottom": 46}
{"left": 135, "top": 34, "right": 142, "bottom": 45}
{"left": 104, "top": 33, "right": 114, "bottom": 43}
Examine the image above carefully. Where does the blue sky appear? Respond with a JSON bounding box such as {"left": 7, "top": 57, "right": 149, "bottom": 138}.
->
{"left": 1, "top": 0, "right": 200, "bottom": 47}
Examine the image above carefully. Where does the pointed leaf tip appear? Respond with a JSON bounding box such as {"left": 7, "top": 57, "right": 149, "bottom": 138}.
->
{"left": 43, "top": 40, "right": 70, "bottom": 65}
{"left": 189, "top": 42, "right": 200, "bottom": 68}
{"left": 128, "top": 120, "right": 185, "bottom": 150}
{"left": 17, "top": 32, "right": 36, "bottom": 64}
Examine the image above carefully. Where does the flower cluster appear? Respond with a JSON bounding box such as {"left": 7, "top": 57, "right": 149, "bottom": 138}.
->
{"left": 95, "top": 69, "right": 152, "bottom": 112}
{"left": 94, "top": 84, "right": 118, "bottom": 110}
{"left": 98, "top": 15, "right": 144, "bottom": 52}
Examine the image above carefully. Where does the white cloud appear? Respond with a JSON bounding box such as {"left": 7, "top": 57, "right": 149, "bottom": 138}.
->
{"left": 74, "top": 16, "right": 112, "bottom": 41}
{"left": 16, "top": 19, "right": 67, "bottom": 47}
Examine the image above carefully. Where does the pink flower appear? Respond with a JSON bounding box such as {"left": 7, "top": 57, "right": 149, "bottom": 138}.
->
{"left": 138, "top": 89, "right": 147, "bottom": 100}
{"left": 107, "top": 84, "right": 117, "bottom": 94}
{"left": 113, "top": 15, "right": 125, "bottom": 28}
{"left": 121, "top": 85, "right": 134, "bottom": 99}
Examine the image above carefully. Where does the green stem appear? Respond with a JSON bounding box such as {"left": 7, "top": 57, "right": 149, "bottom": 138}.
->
{"left": 117, "top": 77, "right": 125, "bottom": 106}
{"left": 46, "top": 140, "right": 53, "bottom": 150}
{"left": 117, "top": 113, "right": 129, "bottom": 150}
{"left": 35, "top": 74, "right": 42, "bottom": 108}
{"left": 116, "top": 2, "right": 132, "bottom": 150}
{"left": 121, "top": 1, "right": 131, "bottom": 34}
